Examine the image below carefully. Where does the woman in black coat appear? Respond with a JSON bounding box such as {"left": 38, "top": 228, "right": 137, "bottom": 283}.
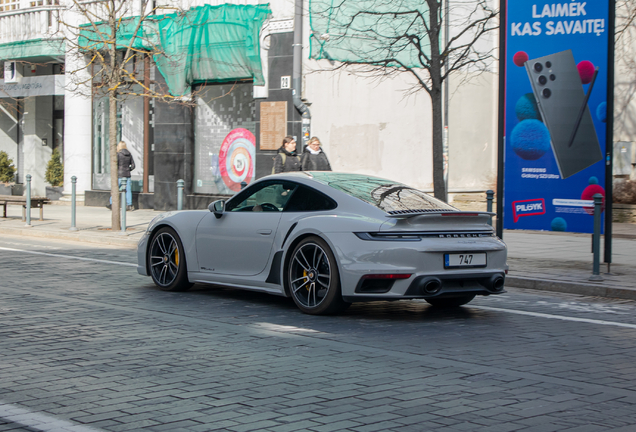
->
{"left": 273, "top": 136, "right": 301, "bottom": 173}
{"left": 301, "top": 137, "right": 332, "bottom": 171}
{"left": 107, "top": 141, "right": 136, "bottom": 211}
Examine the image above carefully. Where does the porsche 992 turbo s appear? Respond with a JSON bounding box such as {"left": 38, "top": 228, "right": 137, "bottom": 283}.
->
{"left": 137, "top": 172, "right": 507, "bottom": 315}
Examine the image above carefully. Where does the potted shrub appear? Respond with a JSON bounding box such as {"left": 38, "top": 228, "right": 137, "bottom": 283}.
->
{"left": 45, "top": 148, "right": 64, "bottom": 200}
{"left": 0, "top": 151, "right": 16, "bottom": 195}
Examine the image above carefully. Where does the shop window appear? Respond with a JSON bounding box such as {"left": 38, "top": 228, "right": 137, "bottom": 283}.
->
{"left": 92, "top": 92, "right": 145, "bottom": 191}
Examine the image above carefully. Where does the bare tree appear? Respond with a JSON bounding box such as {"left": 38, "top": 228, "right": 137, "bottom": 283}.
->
{"left": 309, "top": 0, "right": 498, "bottom": 200}
{"left": 60, "top": 0, "right": 191, "bottom": 230}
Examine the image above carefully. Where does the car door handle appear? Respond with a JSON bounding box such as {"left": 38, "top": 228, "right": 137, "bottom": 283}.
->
{"left": 257, "top": 229, "right": 272, "bottom": 235}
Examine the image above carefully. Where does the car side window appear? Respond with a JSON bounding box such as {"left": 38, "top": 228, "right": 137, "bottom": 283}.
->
{"left": 284, "top": 185, "right": 337, "bottom": 212}
{"left": 226, "top": 181, "right": 298, "bottom": 212}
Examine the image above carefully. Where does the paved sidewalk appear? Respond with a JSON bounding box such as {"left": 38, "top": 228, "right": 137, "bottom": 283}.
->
{"left": 1, "top": 201, "right": 635, "bottom": 299}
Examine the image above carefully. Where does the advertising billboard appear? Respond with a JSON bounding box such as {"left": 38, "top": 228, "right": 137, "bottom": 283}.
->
{"left": 502, "top": 0, "right": 610, "bottom": 233}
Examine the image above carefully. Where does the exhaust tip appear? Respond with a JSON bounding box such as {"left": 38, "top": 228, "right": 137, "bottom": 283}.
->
{"left": 422, "top": 278, "right": 442, "bottom": 294}
{"left": 489, "top": 275, "right": 505, "bottom": 292}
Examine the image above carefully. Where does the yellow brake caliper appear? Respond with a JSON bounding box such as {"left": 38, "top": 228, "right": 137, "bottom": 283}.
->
{"left": 175, "top": 249, "right": 179, "bottom": 266}
{"left": 304, "top": 269, "right": 309, "bottom": 290}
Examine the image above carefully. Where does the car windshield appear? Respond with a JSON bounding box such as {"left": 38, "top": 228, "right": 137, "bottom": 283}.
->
{"left": 310, "top": 172, "right": 456, "bottom": 213}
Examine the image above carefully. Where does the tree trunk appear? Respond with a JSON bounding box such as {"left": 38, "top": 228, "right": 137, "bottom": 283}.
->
{"left": 428, "top": 0, "right": 446, "bottom": 201}
{"left": 109, "top": 2, "right": 120, "bottom": 231}
{"left": 431, "top": 87, "right": 446, "bottom": 201}
{"left": 109, "top": 92, "right": 120, "bottom": 231}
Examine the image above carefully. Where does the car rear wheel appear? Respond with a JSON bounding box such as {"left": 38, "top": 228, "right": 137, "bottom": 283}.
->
{"left": 425, "top": 294, "right": 476, "bottom": 308}
{"left": 148, "top": 227, "right": 193, "bottom": 292}
{"left": 288, "top": 236, "right": 347, "bottom": 315}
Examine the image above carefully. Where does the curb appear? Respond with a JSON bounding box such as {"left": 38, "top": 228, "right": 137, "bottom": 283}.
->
{"left": 506, "top": 276, "right": 636, "bottom": 301}
{"left": 0, "top": 227, "right": 141, "bottom": 248}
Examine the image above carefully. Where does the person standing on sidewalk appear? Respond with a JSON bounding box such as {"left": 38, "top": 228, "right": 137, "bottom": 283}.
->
{"left": 273, "top": 136, "right": 301, "bottom": 173}
{"left": 301, "top": 137, "right": 332, "bottom": 171}
{"left": 107, "top": 141, "right": 135, "bottom": 211}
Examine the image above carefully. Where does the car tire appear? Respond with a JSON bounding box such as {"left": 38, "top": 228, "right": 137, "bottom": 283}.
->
{"left": 425, "top": 294, "right": 476, "bottom": 308}
{"left": 287, "top": 236, "right": 347, "bottom": 315}
{"left": 148, "top": 227, "right": 193, "bottom": 292}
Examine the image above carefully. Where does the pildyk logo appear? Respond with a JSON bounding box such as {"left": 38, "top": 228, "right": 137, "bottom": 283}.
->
{"left": 512, "top": 198, "right": 546, "bottom": 223}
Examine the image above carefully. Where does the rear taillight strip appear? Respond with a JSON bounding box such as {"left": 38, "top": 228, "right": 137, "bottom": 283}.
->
{"left": 355, "top": 232, "right": 495, "bottom": 241}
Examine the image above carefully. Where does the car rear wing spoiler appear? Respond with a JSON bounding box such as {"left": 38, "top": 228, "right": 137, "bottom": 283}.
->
{"left": 385, "top": 210, "right": 496, "bottom": 219}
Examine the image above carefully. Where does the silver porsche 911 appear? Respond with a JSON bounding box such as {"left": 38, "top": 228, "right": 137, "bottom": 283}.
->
{"left": 137, "top": 172, "right": 507, "bottom": 315}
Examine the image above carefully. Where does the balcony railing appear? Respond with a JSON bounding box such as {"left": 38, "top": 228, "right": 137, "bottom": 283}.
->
{"left": 0, "top": 4, "right": 63, "bottom": 45}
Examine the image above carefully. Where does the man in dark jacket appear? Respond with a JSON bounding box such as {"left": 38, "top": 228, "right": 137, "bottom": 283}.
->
{"left": 107, "top": 141, "right": 136, "bottom": 211}
{"left": 301, "top": 137, "right": 332, "bottom": 171}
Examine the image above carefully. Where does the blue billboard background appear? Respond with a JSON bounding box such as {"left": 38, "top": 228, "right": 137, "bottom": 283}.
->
{"left": 503, "top": 0, "right": 609, "bottom": 233}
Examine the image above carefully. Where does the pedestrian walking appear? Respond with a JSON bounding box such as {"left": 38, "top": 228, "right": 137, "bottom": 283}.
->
{"left": 272, "top": 136, "right": 301, "bottom": 174}
{"left": 301, "top": 137, "right": 332, "bottom": 171}
{"left": 107, "top": 141, "right": 136, "bottom": 211}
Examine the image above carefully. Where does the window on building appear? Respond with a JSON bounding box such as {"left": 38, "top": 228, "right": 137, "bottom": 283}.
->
{"left": 0, "top": 0, "right": 20, "bottom": 12}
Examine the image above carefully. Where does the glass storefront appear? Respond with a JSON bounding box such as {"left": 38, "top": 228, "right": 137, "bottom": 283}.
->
{"left": 92, "top": 94, "right": 144, "bottom": 191}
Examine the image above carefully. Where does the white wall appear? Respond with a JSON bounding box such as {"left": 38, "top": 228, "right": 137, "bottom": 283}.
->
{"left": 22, "top": 96, "right": 53, "bottom": 196}
{"left": 304, "top": 66, "right": 499, "bottom": 192}
{"left": 447, "top": 71, "right": 499, "bottom": 192}
{"left": 304, "top": 64, "right": 435, "bottom": 191}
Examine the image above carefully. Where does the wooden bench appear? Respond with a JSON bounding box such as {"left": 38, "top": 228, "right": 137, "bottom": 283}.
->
{"left": 0, "top": 195, "right": 50, "bottom": 221}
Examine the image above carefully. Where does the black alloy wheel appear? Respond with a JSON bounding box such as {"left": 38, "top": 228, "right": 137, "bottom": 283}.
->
{"left": 148, "top": 227, "right": 193, "bottom": 292}
{"left": 288, "top": 236, "right": 347, "bottom": 315}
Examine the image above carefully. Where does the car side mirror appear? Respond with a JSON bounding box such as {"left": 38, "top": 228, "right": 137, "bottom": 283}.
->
{"left": 209, "top": 200, "right": 225, "bottom": 218}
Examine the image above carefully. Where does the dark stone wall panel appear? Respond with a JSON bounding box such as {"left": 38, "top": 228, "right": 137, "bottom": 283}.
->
{"left": 153, "top": 180, "right": 176, "bottom": 211}
{"left": 268, "top": 32, "right": 293, "bottom": 57}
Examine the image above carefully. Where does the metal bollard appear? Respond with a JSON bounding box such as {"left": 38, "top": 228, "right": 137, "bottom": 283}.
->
{"left": 70, "top": 176, "right": 78, "bottom": 231}
{"left": 240, "top": 181, "right": 247, "bottom": 190}
{"left": 589, "top": 193, "right": 604, "bottom": 281}
{"left": 121, "top": 178, "right": 127, "bottom": 234}
{"left": 25, "top": 174, "right": 32, "bottom": 226}
{"left": 486, "top": 190, "right": 494, "bottom": 226}
{"left": 177, "top": 179, "right": 184, "bottom": 210}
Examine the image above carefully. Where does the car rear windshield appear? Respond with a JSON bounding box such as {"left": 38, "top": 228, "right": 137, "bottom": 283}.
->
{"left": 310, "top": 172, "right": 456, "bottom": 213}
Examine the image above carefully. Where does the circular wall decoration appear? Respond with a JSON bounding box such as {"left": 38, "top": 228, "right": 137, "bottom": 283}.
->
{"left": 219, "top": 128, "right": 256, "bottom": 191}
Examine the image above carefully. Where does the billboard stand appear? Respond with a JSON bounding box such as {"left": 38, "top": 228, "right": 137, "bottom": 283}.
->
{"left": 496, "top": 0, "right": 507, "bottom": 240}
{"left": 604, "top": 0, "right": 616, "bottom": 273}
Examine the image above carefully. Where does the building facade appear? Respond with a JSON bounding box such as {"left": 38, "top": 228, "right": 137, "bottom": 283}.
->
{"left": 1, "top": 0, "right": 634, "bottom": 209}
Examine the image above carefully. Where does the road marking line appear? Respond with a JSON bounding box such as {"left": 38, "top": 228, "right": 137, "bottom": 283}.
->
{"left": 0, "top": 246, "right": 136, "bottom": 267}
{"left": 254, "top": 322, "right": 321, "bottom": 333}
{"left": 0, "top": 401, "right": 103, "bottom": 431}
{"left": 471, "top": 305, "right": 636, "bottom": 330}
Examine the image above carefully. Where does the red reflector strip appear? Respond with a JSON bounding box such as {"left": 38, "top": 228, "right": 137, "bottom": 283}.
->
{"left": 362, "top": 274, "right": 412, "bottom": 280}
{"left": 441, "top": 213, "right": 478, "bottom": 216}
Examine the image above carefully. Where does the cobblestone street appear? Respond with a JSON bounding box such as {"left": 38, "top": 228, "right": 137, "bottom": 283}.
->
{"left": 2, "top": 234, "right": 636, "bottom": 431}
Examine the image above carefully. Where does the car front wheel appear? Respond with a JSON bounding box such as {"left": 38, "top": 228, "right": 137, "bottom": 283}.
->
{"left": 288, "top": 236, "right": 347, "bottom": 315}
{"left": 148, "top": 227, "right": 193, "bottom": 292}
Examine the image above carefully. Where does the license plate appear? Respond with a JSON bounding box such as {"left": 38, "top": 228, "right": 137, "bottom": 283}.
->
{"left": 444, "top": 253, "right": 486, "bottom": 268}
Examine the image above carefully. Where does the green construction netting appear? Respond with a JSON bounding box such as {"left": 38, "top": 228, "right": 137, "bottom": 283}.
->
{"left": 308, "top": 0, "right": 431, "bottom": 68}
{"left": 79, "top": 3, "right": 271, "bottom": 96}
{"left": 0, "top": 38, "right": 65, "bottom": 61}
